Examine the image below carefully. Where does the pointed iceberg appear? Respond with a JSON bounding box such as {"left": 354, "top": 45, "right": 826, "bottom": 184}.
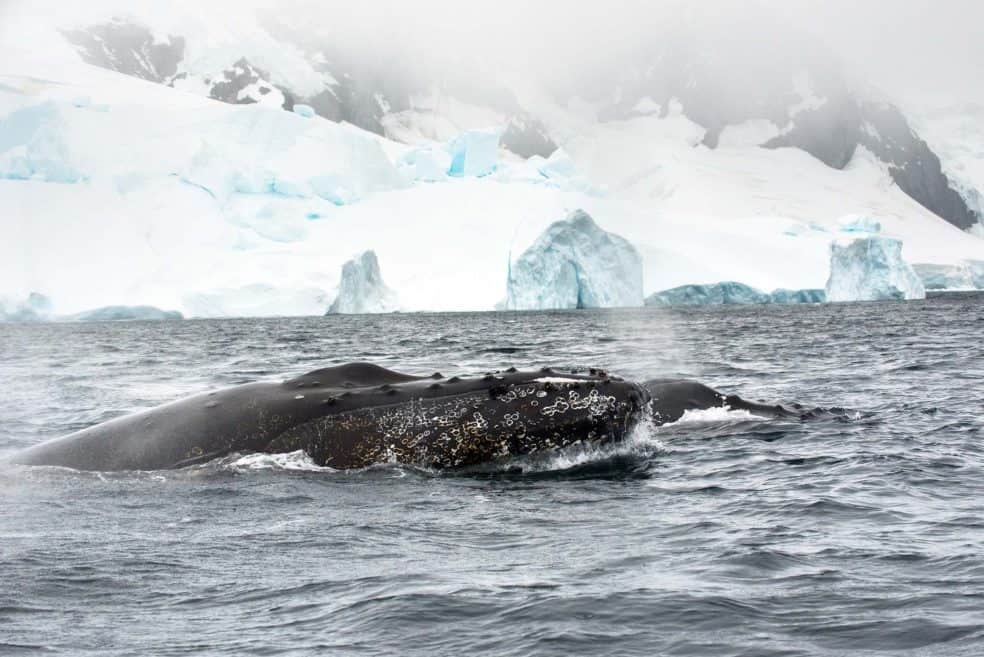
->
{"left": 505, "top": 210, "right": 644, "bottom": 310}
{"left": 327, "top": 250, "right": 400, "bottom": 314}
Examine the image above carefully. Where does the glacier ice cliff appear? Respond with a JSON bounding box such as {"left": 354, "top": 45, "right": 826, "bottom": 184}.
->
{"left": 837, "top": 215, "right": 882, "bottom": 234}
{"left": 448, "top": 129, "right": 500, "bottom": 178}
{"left": 505, "top": 210, "right": 643, "bottom": 310}
{"left": 327, "top": 251, "right": 399, "bottom": 314}
{"left": 0, "top": 103, "right": 84, "bottom": 184}
{"left": 826, "top": 237, "right": 926, "bottom": 302}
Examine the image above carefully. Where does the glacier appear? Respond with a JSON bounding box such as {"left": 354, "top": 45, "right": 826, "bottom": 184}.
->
{"left": 504, "top": 210, "right": 643, "bottom": 310}
{"left": 837, "top": 215, "right": 882, "bottom": 235}
{"left": 2, "top": 18, "right": 984, "bottom": 317}
{"left": 326, "top": 251, "right": 399, "bottom": 314}
{"left": 0, "top": 96, "right": 407, "bottom": 207}
{"left": 825, "top": 237, "right": 926, "bottom": 302}
{"left": 0, "top": 102, "right": 84, "bottom": 183}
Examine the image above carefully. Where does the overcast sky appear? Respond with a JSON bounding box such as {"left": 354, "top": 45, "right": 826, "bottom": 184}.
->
{"left": 4, "top": 0, "right": 982, "bottom": 107}
{"left": 773, "top": 0, "right": 984, "bottom": 107}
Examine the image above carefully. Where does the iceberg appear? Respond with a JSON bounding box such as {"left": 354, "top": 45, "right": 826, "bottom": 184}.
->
{"left": 769, "top": 288, "right": 827, "bottom": 304}
{"left": 505, "top": 210, "right": 644, "bottom": 310}
{"left": 645, "top": 283, "right": 826, "bottom": 306}
{"left": 913, "top": 261, "right": 984, "bottom": 290}
{"left": 65, "top": 306, "right": 184, "bottom": 321}
{"left": 645, "top": 282, "right": 770, "bottom": 306}
{"left": 971, "top": 261, "right": 984, "bottom": 288}
{"left": 326, "top": 250, "right": 399, "bottom": 314}
{"left": 825, "top": 237, "right": 926, "bottom": 302}
{"left": 447, "top": 129, "right": 500, "bottom": 177}
{"left": 0, "top": 292, "right": 53, "bottom": 322}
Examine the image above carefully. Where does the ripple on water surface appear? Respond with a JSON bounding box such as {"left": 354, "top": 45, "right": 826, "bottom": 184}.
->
{"left": 1, "top": 297, "right": 983, "bottom": 656}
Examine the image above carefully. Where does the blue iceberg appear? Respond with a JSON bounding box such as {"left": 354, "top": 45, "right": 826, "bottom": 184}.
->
{"left": 826, "top": 236, "right": 925, "bottom": 302}
{"left": 505, "top": 210, "right": 643, "bottom": 310}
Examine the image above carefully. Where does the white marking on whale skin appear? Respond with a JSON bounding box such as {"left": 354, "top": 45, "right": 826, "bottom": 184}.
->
{"left": 533, "top": 377, "right": 587, "bottom": 384}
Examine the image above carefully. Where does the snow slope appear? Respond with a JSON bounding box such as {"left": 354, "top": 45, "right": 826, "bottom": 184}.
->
{"left": 2, "top": 20, "right": 984, "bottom": 316}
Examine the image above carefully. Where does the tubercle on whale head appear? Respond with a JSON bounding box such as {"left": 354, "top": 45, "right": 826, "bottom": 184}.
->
{"left": 282, "top": 369, "right": 652, "bottom": 470}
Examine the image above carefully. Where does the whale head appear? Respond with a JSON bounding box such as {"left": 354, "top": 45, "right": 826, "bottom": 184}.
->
{"left": 268, "top": 366, "right": 649, "bottom": 469}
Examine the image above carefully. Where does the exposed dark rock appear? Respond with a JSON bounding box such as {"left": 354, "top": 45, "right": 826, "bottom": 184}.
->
{"left": 501, "top": 114, "right": 557, "bottom": 158}
{"left": 63, "top": 20, "right": 184, "bottom": 83}
{"left": 207, "top": 57, "right": 293, "bottom": 110}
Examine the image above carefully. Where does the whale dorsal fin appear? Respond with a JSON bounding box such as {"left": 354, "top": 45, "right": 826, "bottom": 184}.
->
{"left": 285, "top": 362, "right": 424, "bottom": 389}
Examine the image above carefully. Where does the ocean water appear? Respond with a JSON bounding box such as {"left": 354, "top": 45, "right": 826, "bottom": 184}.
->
{"left": 1, "top": 296, "right": 983, "bottom": 656}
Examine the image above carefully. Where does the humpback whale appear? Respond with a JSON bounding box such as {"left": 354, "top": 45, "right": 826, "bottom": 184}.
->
{"left": 12, "top": 363, "right": 811, "bottom": 472}
{"left": 13, "top": 363, "right": 647, "bottom": 471}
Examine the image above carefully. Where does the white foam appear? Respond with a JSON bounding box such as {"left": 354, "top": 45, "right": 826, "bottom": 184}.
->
{"left": 662, "top": 406, "right": 767, "bottom": 426}
{"left": 225, "top": 450, "right": 336, "bottom": 472}
{"left": 512, "top": 418, "right": 665, "bottom": 473}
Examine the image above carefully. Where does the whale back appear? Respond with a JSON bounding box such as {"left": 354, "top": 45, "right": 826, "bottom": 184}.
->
{"left": 284, "top": 362, "right": 427, "bottom": 389}
{"left": 643, "top": 379, "right": 807, "bottom": 425}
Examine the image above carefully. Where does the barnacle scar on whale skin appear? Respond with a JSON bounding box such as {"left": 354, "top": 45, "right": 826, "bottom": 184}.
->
{"left": 11, "top": 363, "right": 817, "bottom": 472}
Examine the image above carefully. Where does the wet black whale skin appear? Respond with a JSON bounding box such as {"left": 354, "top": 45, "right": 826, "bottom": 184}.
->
{"left": 13, "top": 363, "right": 647, "bottom": 471}
{"left": 14, "top": 364, "right": 818, "bottom": 472}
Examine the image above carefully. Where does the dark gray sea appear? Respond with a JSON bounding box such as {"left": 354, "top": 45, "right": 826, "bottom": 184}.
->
{"left": 2, "top": 296, "right": 983, "bottom": 656}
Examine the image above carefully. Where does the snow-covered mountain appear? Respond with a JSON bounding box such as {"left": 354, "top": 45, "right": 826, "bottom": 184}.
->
{"left": 56, "top": 6, "right": 983, "bottom": 233}
{"left": 1, "top": 2, "right": 983, "bottom": 317}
